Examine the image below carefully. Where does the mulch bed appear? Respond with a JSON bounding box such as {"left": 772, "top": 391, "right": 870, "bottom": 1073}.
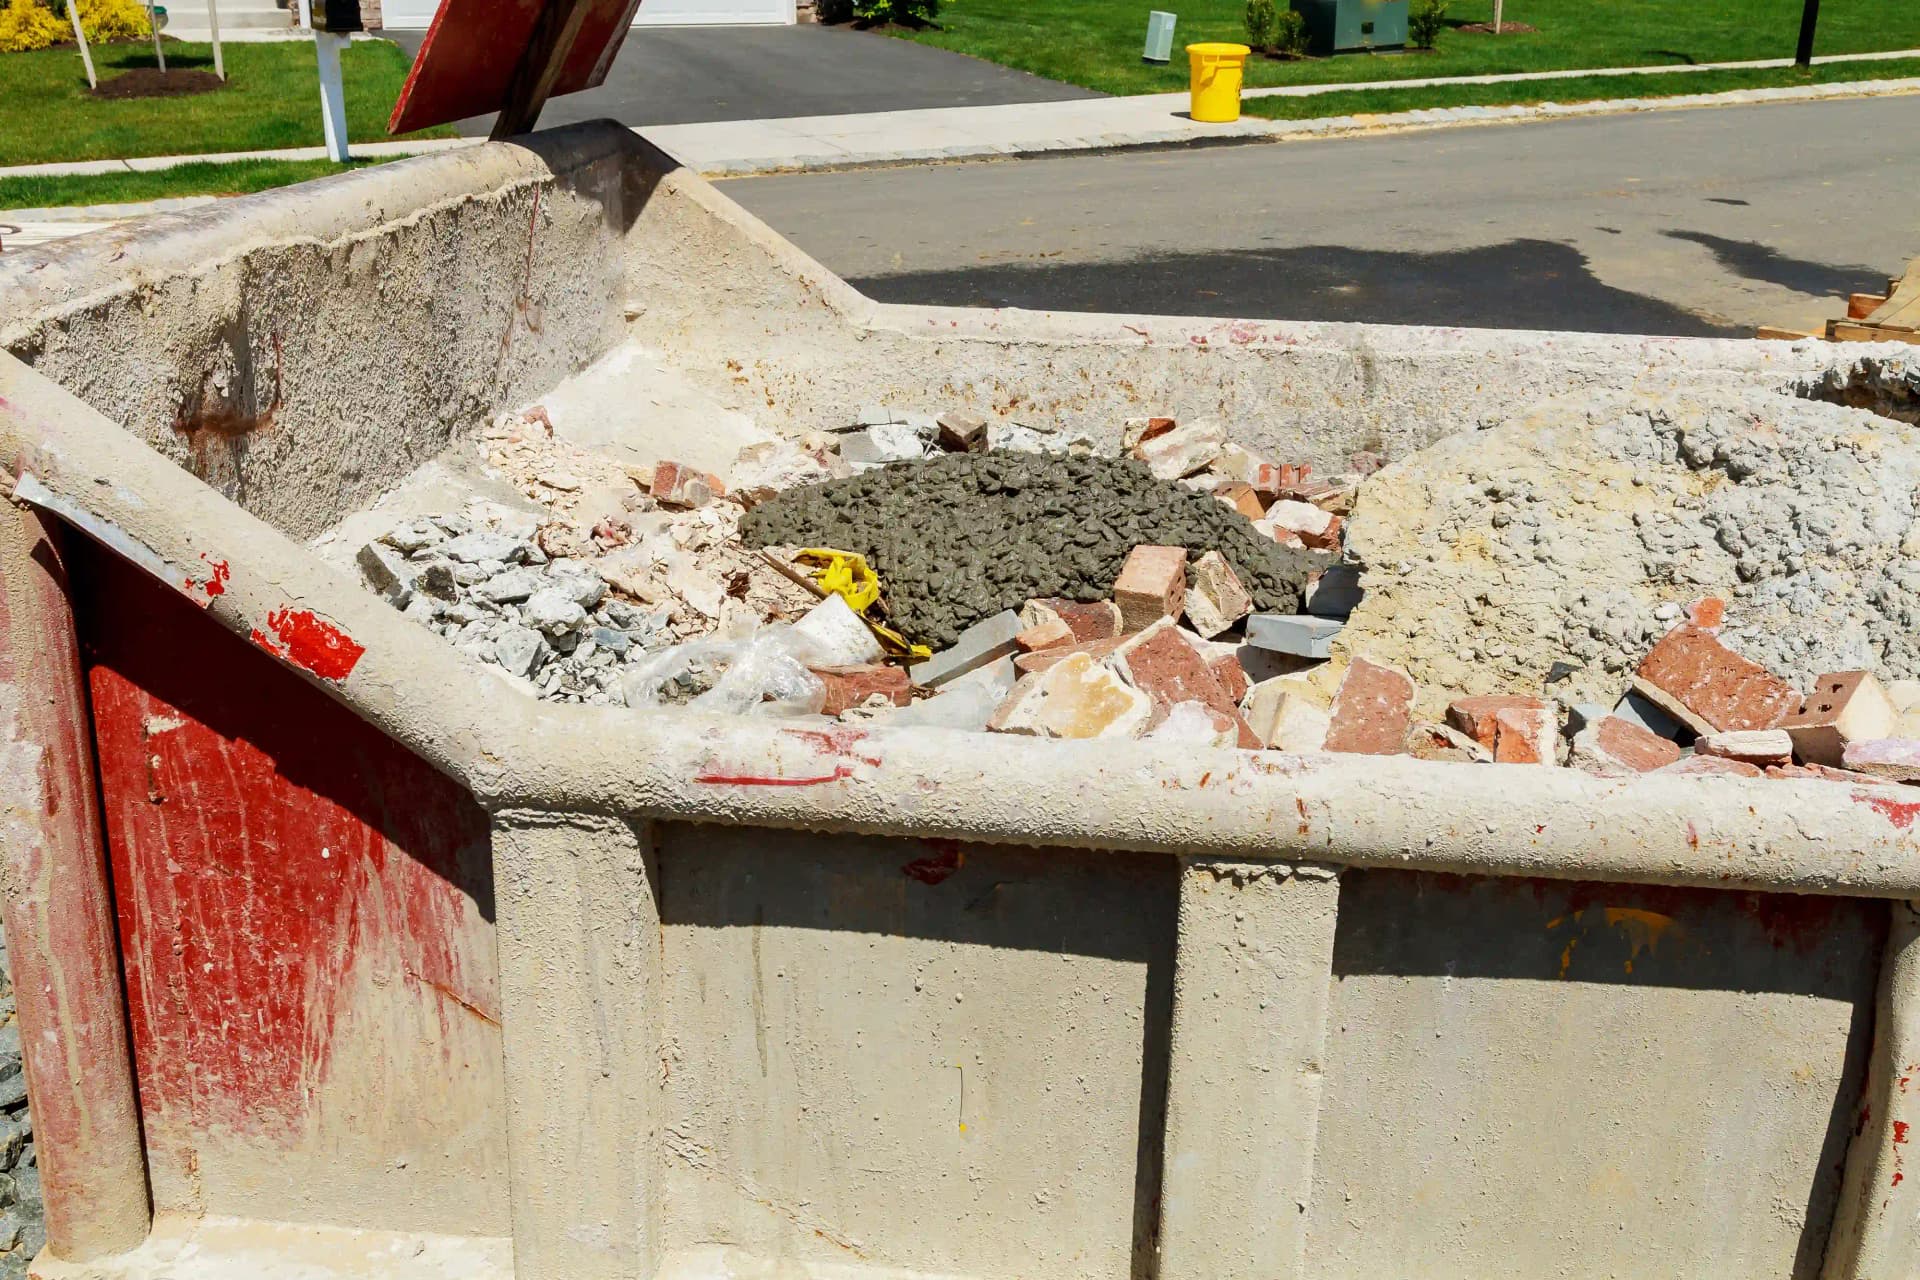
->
{"left": 1457, "top": 21, "right": 1539, "bottom": 33}
{"left": 90, "top": 67, "right": 224, "bottom": 99}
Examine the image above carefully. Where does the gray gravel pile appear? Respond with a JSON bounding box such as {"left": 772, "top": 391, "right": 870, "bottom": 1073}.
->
{"left": 740, "top": 452, "right": 1323, "bottom": 648}
{"left": 0, "top": 926, "right": 43, "bottom": 1280}
{"left": 356, "top": 506, "right": 677, "bottom": 705}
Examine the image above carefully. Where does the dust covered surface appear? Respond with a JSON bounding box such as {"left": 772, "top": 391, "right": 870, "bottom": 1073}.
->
{"left": 741, "top": 452, "right": 1322, "bottom": 648}
{"left": 1340, "top": 386, "right": 1920, "bottom": 713}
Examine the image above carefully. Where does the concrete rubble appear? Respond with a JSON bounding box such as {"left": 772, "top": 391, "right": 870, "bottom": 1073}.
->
{"left": 314, "top": 378, "right": 1920, "bottom": 795}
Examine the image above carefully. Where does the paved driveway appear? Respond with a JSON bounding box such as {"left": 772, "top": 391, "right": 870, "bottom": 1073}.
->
{"left": 386, "top": 23, "right": 1097, "bottom": 134}
{"left": 725, "top": 95, "right": 1920, "bottom": 337}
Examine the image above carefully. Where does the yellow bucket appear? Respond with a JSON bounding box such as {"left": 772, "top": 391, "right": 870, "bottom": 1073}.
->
{"left": 1187, "top": 42, "right": 1251, "bottom": 123}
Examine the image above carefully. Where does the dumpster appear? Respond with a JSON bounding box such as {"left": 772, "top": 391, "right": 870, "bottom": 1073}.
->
{"left": 1, "top": 122, "right": 1916, "bottom": 1280}
{"left": 1292, "top": 0, "right": 1409, "bottom": 54}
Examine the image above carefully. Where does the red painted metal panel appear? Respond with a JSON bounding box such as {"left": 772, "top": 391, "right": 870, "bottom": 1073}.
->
{"left": 71, "top": 541, "right": 498, "bottom": 1170}
{"left": 388, "top": 0, "right": 645, "bottom": 134}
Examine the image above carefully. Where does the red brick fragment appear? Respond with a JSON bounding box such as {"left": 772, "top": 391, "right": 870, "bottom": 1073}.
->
{"left": 1022, "top": 598, "right": 1123, "bottom": 644}
{"left": 1015, "top": 635, "right": 1126, "bottom": 676}
{"left": 1113, "top": 546, "right": 1187, "bottom": 633}
{"left": 812, "top": 664, "right": 911, "bottom": 716}
{"left": 1446, "top": 695, "right": 1552, "bottom": 752}
{"left": 1216, "top": 483, "right": 1267, "bottom": 521}
{"left": 1108, "top": 622, "right": 1259, "bottom": 749}
{"left": 1570, "top": 716, "right": 1683, "bottom": 776}
{"left": 1766, "top": 762, "right": 1902, "bottom": 787}
{"left": 1780, "top": 670, "right": 1897, "bottom": 767}
{"left": 651, "top": 460, "right": 725, "bottom": 508}
{"left": 1491, "top": 706, "right": 1557, "bottom": 764}
{"left": 1686, "top": 597, "right": 1726, "bottom": 630}
{"left": 1015, "top": 618, "right": 1073, "bottom": 653}
{"left": 1630, "top": 624, "right": 1800, "bottom": 734}
{"left": 1208, "top": 652, "right": 1250, "bottom": 704}
{"left": 1324, "top": 657, "right": 1416, "bottom": 756}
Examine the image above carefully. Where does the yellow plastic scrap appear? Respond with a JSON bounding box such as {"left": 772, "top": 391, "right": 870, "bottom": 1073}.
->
{"left": 794, "top": 548, "right": 932, "bottom": 661}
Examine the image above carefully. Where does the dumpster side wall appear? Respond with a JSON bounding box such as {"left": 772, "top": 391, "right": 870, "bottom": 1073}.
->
{"left": 0, "top": 134, "right": 639, "bottom": 543}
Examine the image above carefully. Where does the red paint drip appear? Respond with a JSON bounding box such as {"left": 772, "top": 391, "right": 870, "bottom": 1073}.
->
{"left": 902, "top": 840, "right": 964, "bottom": 885}
{"left": 1858, "top": 791, "right": 1920, "bottom": 830}
{"left": 181, "top": 554, "right": 230, "bottom": 606}
{"left": 253, "top": 608, "right": 364, "bottom": 681}
{"left": 695, "top": 767, "right": 854, "bottom": 788}
{"left": 1894, "top": 1121, "right": 1909, "bottom": 1144}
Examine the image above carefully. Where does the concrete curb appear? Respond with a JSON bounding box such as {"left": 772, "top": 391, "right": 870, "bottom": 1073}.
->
{"left": 0, "top": 138, "right": 477, "bottom": 181}
{"left": 672, "top": 75, "right": 1920, "bottom": 178}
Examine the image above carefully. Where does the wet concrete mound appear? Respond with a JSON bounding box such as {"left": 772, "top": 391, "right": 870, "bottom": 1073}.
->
{"left": 741, "top": 453, "right": 1322, "bottom": 648}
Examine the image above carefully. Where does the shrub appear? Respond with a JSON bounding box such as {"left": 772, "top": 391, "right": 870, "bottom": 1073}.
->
{"left": 1244, "top": 0, "right": 1277, "bottom": 50}
{"left": 1274, "top": 7, "right": 1306, "bottom": 54}
{"left": 852, "top": 0, "right": 939, "bottom": 24}
{"left": 1409, "top": 0, "right": 1446, "bottom": 49}
{"left": 77, "top": 0, "right": 151, "bottom": 42}
{"left": 814, "top": 0, "right": 852, "bottom": 21}
{"left": 0, "top": 0, "right": 66, "bottom": 52}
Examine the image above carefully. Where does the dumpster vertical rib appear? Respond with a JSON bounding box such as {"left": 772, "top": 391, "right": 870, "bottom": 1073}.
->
{"left": 0, "top": 505, "right": 151, "bottom": 1259}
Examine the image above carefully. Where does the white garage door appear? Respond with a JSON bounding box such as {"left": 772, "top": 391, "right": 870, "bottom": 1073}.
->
{"left": 382, "top": 0, "right": 791, "bottom": 27}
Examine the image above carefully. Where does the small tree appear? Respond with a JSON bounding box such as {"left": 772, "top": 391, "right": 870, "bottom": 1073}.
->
{"left": 1409, "top": 0, "right": 1446, "bottom": 48}
{"left": 1275, "top": 8, "right": 1306, "bottom": 54}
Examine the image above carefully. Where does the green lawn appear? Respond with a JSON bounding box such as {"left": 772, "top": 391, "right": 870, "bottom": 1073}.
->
{"left": 0, "top": 38, "right": 451, "bottom": 167}
{"left": 890, "top": 0, "right": 1920, "bottom": 96}
{"left": 0, "top": 156, "right": 401, "bottom": 210}
{"left": 1245, "top": 54, "right": 1920, "bottom": 117}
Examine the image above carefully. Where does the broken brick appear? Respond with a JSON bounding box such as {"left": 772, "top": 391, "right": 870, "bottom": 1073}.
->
{"left": 1108, "top": 621, "right": 1259, "bottom": 749}
{"left": 650, "top": 460, "right": 725, "bottom": 508}
{"left": 1446, "top": 695, "right": 1553, "bottom": 752}
{"left": 812, "top": 664, "right": 911, "bottom": 716}
{"left": 1021, "top": 597, "right": 1123, "bottom": 644}
{"left": 1408, "top": 722, "right": 1491, "bottom": 763}
{"left": 1767, "top": 762, "right": 1901, "bottom": 787}
{"left": 1491, "top": 705, "right": 1558, "bottom": 764}
{"left": 1781, "top": 670, "right": 1898, "bottom": 768}
{"left": 1133, "top": 419, "right": 1227, "bottom": 480}
{"left": 1841, "top": 738, "right": 1920, "bottom": 783}
{"left": 1694, "top": 729, "right": 1793, "bottom": 768}
{"left": 1208, "top": 651, "right": 1250, "bottom": 704}
{"left": 1216, "top": 483, "right": 1267, "bottom": 521}
{"left": 1630, "top": 624, "right": 1800, "bottom": 735}
{"left": 1015, "top": 617, "right": 1074, "bottom": 653}
{"left": 936, "top": 411, "right": 988, "bottom": 453}
{"left": 1245, "top": 681, "right": 1330, "bottom": 751}
{"left": 1182, "top": 550, "right": 1251, "bottom": 639}
{"left": 1657, "top": 755, "right": 1765, "bottom": 779}
{"left": 1113, "top": 545, "right": 1187, "bottom": 633}
{"left": 1324, "top": 657, "right": 1416, "bottom": 756}
{"left": 1121, "top": 416, "right": 1178, "bottom": 451}
{"left": 1686, "top": 597, "right": 1726, "bottom": 631}
{"left": 1569, "top": 716, "right": 1684, "bottom": 776}
{"left": 1015, "top": 634, "right": 1127, "bottom": 676}
{"left": 1263, "top": 500, "right": 1343, "bottom": 551}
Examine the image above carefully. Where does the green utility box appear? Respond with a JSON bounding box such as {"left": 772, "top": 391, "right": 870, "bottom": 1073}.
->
{"left": 1290, "top": 0, "right": 1408, "bottom": 53}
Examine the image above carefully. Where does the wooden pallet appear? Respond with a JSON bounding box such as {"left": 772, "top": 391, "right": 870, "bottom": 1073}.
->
{"left": 1825, "top": 258, "right": 1920, "bottom": 346}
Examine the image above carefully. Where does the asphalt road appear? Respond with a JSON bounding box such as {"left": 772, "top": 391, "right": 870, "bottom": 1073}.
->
{"left": 724, "top": 95, "right": 1920, "bottom": 336}
{"left": 386, "top": 24, "right": 1095, "bottom": 134}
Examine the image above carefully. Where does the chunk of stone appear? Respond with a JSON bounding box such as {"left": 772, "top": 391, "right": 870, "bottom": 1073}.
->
{"left": 1324, "top": 657, "right": 1415, "bottom": 756}
{"left": 1245, "top": 681, "right": 1330, "bottom": 751}
{"left": 381, "top": 519, "right": 442, "bottom": 553}
{"left": 1113, "top": 545, "right": 1187, "bottom": 633}
{"left": 936, "top": 411, "right": 989, "bottom": 453}
{"left": 813, "top": 664, "right": 913, "bottom": 716}
{"left": 1612, "top": 689, "right": 1686, "bottom": 742}
{"left": 1630, "top": 624, "right": 1800, "bottom": 735}
{"left": 1211, "top": 443, "right": 1275, "bottom": 486}
{"left": 476, "top": 566, "right": 544, "bottom": 604}
{"left": 356, "top": 542, "right": 415, "bottom": 606}
{"left": 1133, "top": 418, "right": 1227, "bottom": 480}
{"left": 986, "top": 421, "right": 1066, "bottom": 454}
{"left": 1107, "top": 620, "right": 1259, "bottom": 748}
{"left": 910, "top": 609, "right": 1022, "bottom": 688}
{"left": 795, "top": 594, "right": 885, "bottom": 668}
{"left": 1121, "top": 416, "right": 1177, "bottom": 451}
{"left": 1841, "top": 738, "right": 1920, "bottom": 782}
{"left": 591, "top": 626, "right": 632, "bottom": 656}
{"left": 1695, "top": 729, "right": 1794, "bottom": 768}
{"left": 989, "top": 653, "right": 1153, "bottom": 740}
{"left": 1305, "top": 564, "right": 1364, "bottom": 619}
{"left": 1016, "top": 635, "right": 1127, "bottom": 677}
{"left": 841, "top": 422, "right": 932, "bottom": 470}
{"left": 416, "top": 562, "right": 460, "bottom": 601}
{"left": 1767, "top": 762, "right": 1901, "bottom": 786}
{"left": 443, "top": 530, "right": 525, "bottom": 564}
{"left": 1245, "top": 614, "right": 1342, "bottom": 660}
{"left": 1780, "top": 670, "right": 1897, "bottom": 768}
{"left": 1020, "top": 598, "right": 1123, "bottom": 643}
{"left": 525, "top": 588, "right": 589, "bottom": 636}
{"left": 1182, "top": 550, "right": 1252, "bottom": 639}
{"left": 1148, "top": 701, "right": 1238, "bottom": 747}
{"left": 493, "top": 626, "right": 547, "bottom": 679}
{"left": 1569, "top": 716, "right": 1683, "bottom": 776}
